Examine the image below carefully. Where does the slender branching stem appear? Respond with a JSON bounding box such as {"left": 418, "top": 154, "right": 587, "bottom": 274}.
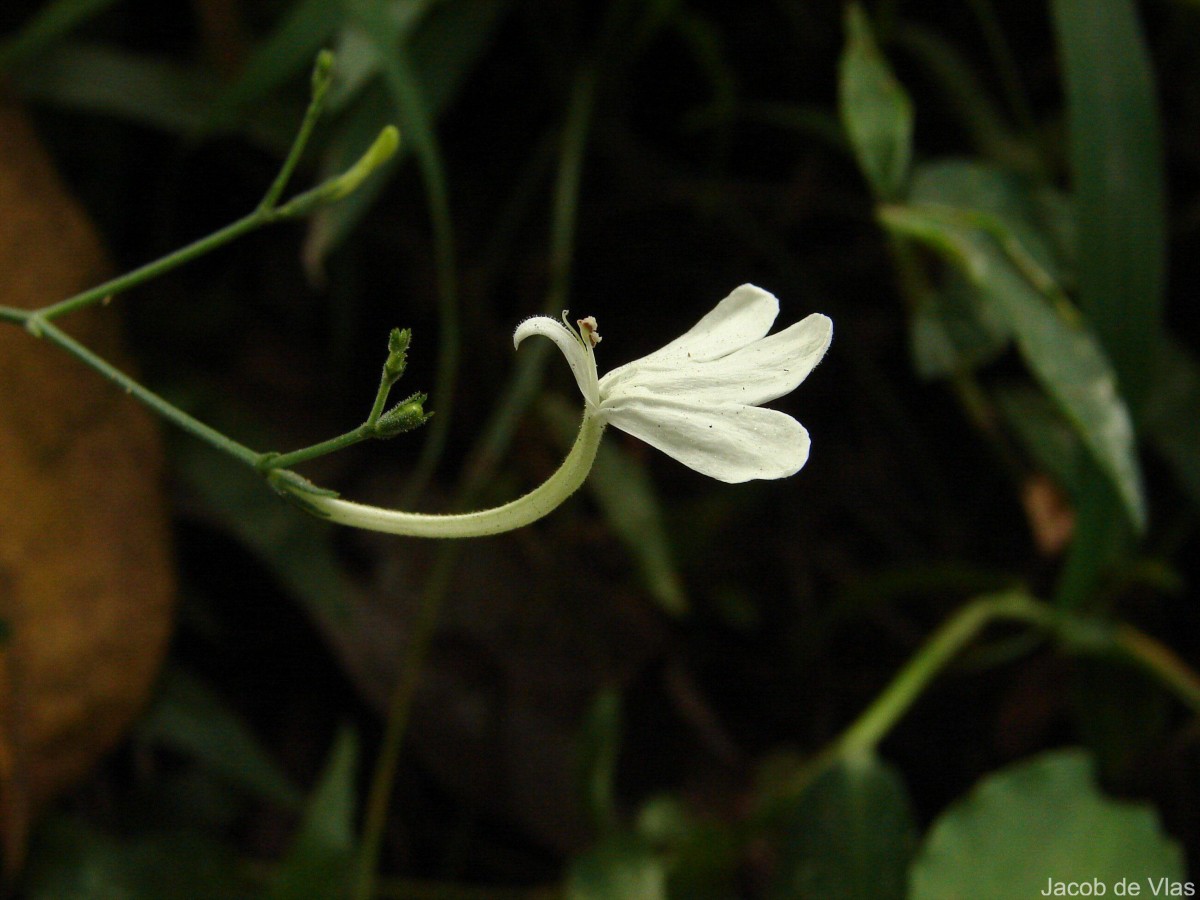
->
{"left": 305, "top": 414, "right": 606, "bottom": 538}
{"left": 769, "top": 589, "right": 1200, "bottom": 811}
{"left": 33, "top": 211, "right": 268, "bottom": 323}
{"left": 835, "top": 591, "right": 1052, "bottom": 759}
{"left": 30, "top": 317, "right": 263, "bottom": 467}
{"left": 263, "top": 426, "right": 376, "bottom": 471}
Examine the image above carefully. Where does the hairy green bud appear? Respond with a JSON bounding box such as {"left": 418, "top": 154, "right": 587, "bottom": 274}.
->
{"left": 373, "top": 392, "right": 432, "bottom": 439}
{"left": 385, "top": 327, "right": 411, "bottom": 380}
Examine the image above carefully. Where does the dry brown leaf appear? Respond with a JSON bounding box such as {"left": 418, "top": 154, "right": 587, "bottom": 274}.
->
{"left": 0, "top": 100, "right": 175, "bottom": 875}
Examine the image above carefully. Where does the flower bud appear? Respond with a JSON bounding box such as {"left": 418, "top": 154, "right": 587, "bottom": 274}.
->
{"left": 385, "top": 327, "right": 411, "bottom": 380}
{"left": 373, "top": 392, "right": 432, "bottom": 438}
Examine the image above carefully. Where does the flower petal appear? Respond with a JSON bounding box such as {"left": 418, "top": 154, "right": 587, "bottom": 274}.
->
{"left": 514, "top": 315, "right": 599, "bottom": 406}
{"left": 601, "top": 312, "right": 832, "bottom": 408}
{"left": 603, "top": 393, "right": 811, "bottom": 482}
{"left": 601, "top": 284, "right": 780, "bottom": 389}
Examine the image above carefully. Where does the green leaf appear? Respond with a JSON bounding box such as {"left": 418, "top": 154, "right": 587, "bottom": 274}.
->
{"left": 770, "top": 753, "right": 916, "bottom": 900}
{"left": 1053, "top": 458, "right": 1133, "bottom": 609}
{"left": 903, "top": 161, "right": 1073, "bottom": 380}
{"left": 887, "top": 23, "right": 1029, "bottom": 170}
{"left": 577, "top": 688, "right": 623, "bottom": 835}
{"left": 909, "top": 160, "right": 1074, "bottom": 289}
{"left": 994, "top": 385, "right": 1090, "bottom": 510}
{"left": 1048, "top": 0, "right": 1163, "bottom": 607}
{"left": 268, "top": 728, "right": 360, "bottom": 900}
{"left": 838, "top": 4, "right": 913, "bottom": 200}
{"left": 137, "top": 667, "right": 303, "bottom": 809}
{"left": 1051, "top": 0, "right": 1165, "bottom": 409}
{"left": 588, "top": 439, "right": 688, "bottom": 616}
{"left": 303, "top": 84, "right": 398, "bottom": 277}
{"left": 10, "top": 43, "right": 225, "bottom": 136}
{"left": 909, "top": 271, "right": 1010, "bottom": 380}
{"left": 305, "top": 0, "right": 508, "bottom": 270}
{"left": 24, "top": 816, "right": 253, "bottom": 900}
{"left": 1071, "top": 659, "right": 1171, "bottom": 785}
{"left": 541, "top": 396, "right": 687, "bottom": 616}
{"left": 0, "top": 0, "right": 121, "bottom": 71}
{"left": 566, "top": 834, "right": 667, "bottom": 900}
{"left": 636, "top": 797, "right": 740, "bottom": 900}
{"left": 1143, "top": 337, "right": 1200, "bottom": 508}
{"left": 202, "top": 0, "right": 347, "bottom": 133}
{"left": 911, "top": 749, "right": 1185, "bottom": 899}
{"left": 881, "top": 203, "right": 1146, "bottom": 531}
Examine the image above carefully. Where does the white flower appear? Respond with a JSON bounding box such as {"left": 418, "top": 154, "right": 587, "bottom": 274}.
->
{"left": 514, "top": 284, "right": 832, "bottom": 482}
{"left": 290, "top": 284, "right": 831, "bottom": 539}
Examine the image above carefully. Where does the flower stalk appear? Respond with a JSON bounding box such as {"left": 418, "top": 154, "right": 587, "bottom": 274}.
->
{"left": 306, "top": 412, "right": 606, "bottom": 538}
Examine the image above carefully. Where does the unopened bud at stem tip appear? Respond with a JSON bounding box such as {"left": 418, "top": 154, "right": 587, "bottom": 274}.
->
{"left": 324, "top": 126, "right": 401, "bottom": 202}
{"left": 311, "top": 50, "right": 335, "bottom": 96}
{"left": 385, "top": 327, "right": 411, "bottom": 379}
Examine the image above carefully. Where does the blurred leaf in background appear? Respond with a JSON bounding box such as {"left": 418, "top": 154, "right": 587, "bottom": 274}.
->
{"left": 267, "top": 728, "right": 359, "bottom": 900}
{"left": 910, "top": 750, "right": 1185, "bottom": 899}
{"left": 839, "top": 3, "right": 913, "bottom": 201}
{"left": 23, "top": 815, "right": 254, "bottom": 900}
{"left": 769, "top": 753, "right": 916, "bottom": 900}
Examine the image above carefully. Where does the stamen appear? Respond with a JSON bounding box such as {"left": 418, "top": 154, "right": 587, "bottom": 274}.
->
{"left": 578, "top": 315, "right": 602, "bottom": 346}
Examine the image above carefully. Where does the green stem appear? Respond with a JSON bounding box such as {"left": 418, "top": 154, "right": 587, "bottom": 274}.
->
{"left": 460, "top": 64, "right": 597, "bottom": 494}
{"left": 366, "top": 386, "right": 392, "bottom": 428}
{"left": 303, "top": 413, "right": 606, "bottom": 538}
{"left": 260, "top": 50, "right": 334, "bottom": 211}
{"left": 27, "top": 53, "right": 369, "bottom": 325}
{"left": 1112, "top": 624, "right": 1200, "bottom": 715}
{"left": 764, "top": 591, "right": 1051, "bottom": 811}
{"left": 350, "top": 63, "right": 599, "bottom": 900}
{"left": 9, "top": 304, "right": 392, "bottom": 476}
{"left": 365, "top": 366, "right": 400, "bottom": 428}
{"left": 836, "top": 591, "right": 1052, "bottom": 758}
{"left": 346, "top": 416, "right": 605, "bottom": 900}
{"left": 352, "top": 547, "right": 455, "bottom": 900}
{"left": 31, "top": 318, "right": 262, "bottom": 467}
{"left": 264, "top": 425, "right": 374, "bottom": 470}
{"left": 764, "top": 590, "right": 1200, "bottom": 818}
{"left": 828, "top": 591, "right": 1200, "bottom": 762}
{"left": 370, "top": 43, "right": 459, "bottom": 501}
{"left": 33, "top": 211, "right": 270, "bottom": 322}
{"left": 29, "top": 142, "right": 395, "bottom": 325}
